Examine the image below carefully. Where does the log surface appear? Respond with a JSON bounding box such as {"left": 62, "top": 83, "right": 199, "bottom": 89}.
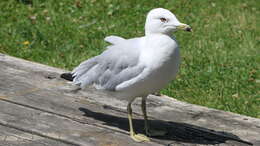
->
{"left": 0, "top": 53, "right": 259, "bottom": 146}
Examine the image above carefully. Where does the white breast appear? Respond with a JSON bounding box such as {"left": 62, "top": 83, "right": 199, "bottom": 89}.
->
{"left": 140, "top": 34, "right": 180, "bottom": 92}
{"left": 119, "top": 35, "right": 180, "bottom": 98}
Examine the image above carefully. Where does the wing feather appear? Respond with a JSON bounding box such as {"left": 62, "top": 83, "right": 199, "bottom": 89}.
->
{"left": 104, "top": 35, "right": 126, "bottom": 45}
{"left": 72, "top": 37, "right": 145, "bottom": 90}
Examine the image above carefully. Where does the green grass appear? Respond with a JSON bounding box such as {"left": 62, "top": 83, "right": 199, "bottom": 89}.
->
{"left": 0, "top": 0, "right": 259, "bottom": 118}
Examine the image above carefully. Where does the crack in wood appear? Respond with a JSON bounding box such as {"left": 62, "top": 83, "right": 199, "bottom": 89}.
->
{"left": 0, "top": 121, "right": 79, "bottom": 146}
{"left": 0, "top": 97, "right": 130, "bottom": 136}
{"left": 0, "top": 99, "right": 156, "bottom": 146}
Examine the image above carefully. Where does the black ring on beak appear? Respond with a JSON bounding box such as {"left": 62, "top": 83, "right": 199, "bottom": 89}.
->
{"left": 185, "top": 27, "right": 192, "bottom": 32}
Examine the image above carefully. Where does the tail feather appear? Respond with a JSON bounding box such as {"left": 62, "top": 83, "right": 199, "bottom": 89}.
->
{"left": 60, "top": 73, "right": 74, "bottom": 81}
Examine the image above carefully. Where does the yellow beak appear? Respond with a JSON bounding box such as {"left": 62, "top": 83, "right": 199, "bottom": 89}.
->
{"left": 177, "top": 24, "right": 192, "bottom": 32}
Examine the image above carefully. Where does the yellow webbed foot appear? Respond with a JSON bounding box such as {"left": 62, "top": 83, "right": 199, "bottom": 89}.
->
{"left": 131, "top": 133, "right": 150, "bottom": 142}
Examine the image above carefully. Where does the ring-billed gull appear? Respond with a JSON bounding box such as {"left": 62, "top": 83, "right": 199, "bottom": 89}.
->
{"left": 61, "top": 8, "right": 191, "bottom": 142}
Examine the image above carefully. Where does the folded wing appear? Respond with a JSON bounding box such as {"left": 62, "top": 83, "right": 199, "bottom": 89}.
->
{"left": 72, "top": 37, "right": 146, "bottom": 91}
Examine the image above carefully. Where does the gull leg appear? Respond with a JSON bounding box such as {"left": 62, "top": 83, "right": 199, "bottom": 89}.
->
{"left": 141, "top": 97, "right": 167, "bottom": 137}
{"left": 127, "top": 99, "right": 150, "bottom": 142}
{"left": 141, "top": 97, "right": 149, "bottom": 135}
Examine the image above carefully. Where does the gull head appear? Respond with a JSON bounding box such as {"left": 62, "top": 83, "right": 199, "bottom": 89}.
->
{"left": 145, "top": 8, "right": 192, "bottom": 36}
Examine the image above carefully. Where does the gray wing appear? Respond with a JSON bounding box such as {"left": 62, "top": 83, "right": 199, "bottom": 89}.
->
{"left": 72, "top": 37, "right": 145, "bottom": 90}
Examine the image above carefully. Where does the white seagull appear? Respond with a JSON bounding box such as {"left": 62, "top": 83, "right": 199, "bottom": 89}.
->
{"left": 61, "top": 8, "right": 192, "bottom": 142}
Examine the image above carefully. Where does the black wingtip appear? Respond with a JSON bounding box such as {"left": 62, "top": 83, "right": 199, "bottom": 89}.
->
{"left": 60, "top": 72, "right": 74, "bottom": 81}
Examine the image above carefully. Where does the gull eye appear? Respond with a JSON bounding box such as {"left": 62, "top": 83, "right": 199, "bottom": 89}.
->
{"left": 160, "top": 17, "right": 167, "bottom": 22}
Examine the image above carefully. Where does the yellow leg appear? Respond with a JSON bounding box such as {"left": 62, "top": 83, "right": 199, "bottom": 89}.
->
{"left": 127, "top": 99, "right": 150, "bottom": 142}
{"left": 141, "top": 97, "right": 167, "bottom": 137}
{"left": 141, "top": 97, "right": 149, "bottom": 134}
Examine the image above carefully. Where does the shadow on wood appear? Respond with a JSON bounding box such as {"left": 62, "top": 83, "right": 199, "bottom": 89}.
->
{"left": 79, "top": 107, "right": 252, "bottom": 145}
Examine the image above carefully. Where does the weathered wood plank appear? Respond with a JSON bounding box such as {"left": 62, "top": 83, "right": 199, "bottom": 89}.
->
{"left": 0, "top": 125, "right": 70, "bottom": 146}
{"left": 0, "top": 100, "right": 157, "bottom": 146}
{"left": 0, "top": 53, "right": 259, "bottom": 146}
